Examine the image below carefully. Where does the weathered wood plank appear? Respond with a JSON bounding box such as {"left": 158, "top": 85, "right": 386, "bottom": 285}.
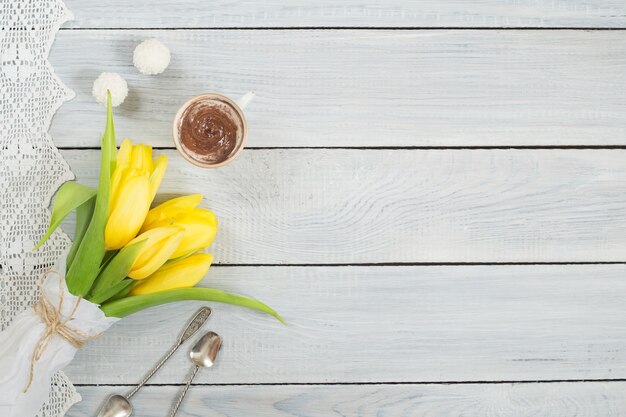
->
{"left": 59, "top": 149, "right": 626, "bottom": 264}
{"left": 63, "top": 1, "right": 626, "bottom": 28}
{"left": 68, "top": 382, "right": 626, "bottom": 417}
{"left": 50, "top": 30, "right": 626, "bottom": 148}
{"left": 64, "top": 265, "right": 626, "bottom": 384}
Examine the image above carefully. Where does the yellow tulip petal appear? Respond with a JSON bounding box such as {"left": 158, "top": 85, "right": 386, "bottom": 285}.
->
{"left": 132, "top": 144, "right": 153, "bottom": 173}
{"left": 141, "top": 194, "right": 203, "bottom": 232}
{"left": 131, "top": 254, "right": 213, "bottom": 295}
{"left": 148, "top": 155, "right": 168, "bottom": 201}
{"left": 127, "top": 226, "right": 180, "bottom": 254}
{"left": 170, "top": 210, "right": 218, "bottom": 258}
{"left": 129, "top": 227, "right": 183, "bottom": 279}
{"left": 190, "top": 208, "right": 218, "bottom": 225}
{"left": 105, "top": 173, "right": 151, "bottom": 250}
{"left": 117, "top": 139, "right": 133, "bottom": 167}
{"left": 109, "top": 166, "right": 131, "bottom": 214}
{"left": 110, "top": 140, "right": 135, "bottom": 213}
{"left": 128, "top": 227, "right": 184, "bottom": 279}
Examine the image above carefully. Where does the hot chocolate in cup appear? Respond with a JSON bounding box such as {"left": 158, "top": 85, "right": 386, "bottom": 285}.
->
{"left": 173, "top": 93, "right": 248, "bottom": 168}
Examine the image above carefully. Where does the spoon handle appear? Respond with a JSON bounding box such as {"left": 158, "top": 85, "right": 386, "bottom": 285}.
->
{"left": 126, "top": 343, "right": 179, "bottom": 399}
{"left": 168, "top": 365, "right": 199, "bottom": 417}
{"left": 126, "top": 307, "right": 211, "bottom": 399}
{"left": 178, "top": 307, "right": 213, "bottom": 345}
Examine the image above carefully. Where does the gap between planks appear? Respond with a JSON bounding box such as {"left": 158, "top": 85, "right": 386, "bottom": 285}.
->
{"left": 58, "top": 27, "right": 626, "bottom": 31}
{"left": 57, "top": 146, "right": 626, "bottom": 151}
{"left": 73, "top": 378, "right": 626, "bottom": 387}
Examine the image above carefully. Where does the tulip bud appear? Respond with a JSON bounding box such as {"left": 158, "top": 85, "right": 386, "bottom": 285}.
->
{"left": 127, "top": 226, "right": 184, "bottom": 279}
{"left": 130, "top": 253, "right": 214, "bottom": 295}
{"left": 105, "top": 139, "right": 168, "bottom": 250}
{"left": 169, "top": 209, "right": 217, "bottom": 258}
{"left": 141, "top": 195, "right": 218, "bottom": 258}
{"left": 106, "top": 169, "right": 150, "bottom": 250}
{"left": 142, "top": 194, "right": 202, "bottom": 229}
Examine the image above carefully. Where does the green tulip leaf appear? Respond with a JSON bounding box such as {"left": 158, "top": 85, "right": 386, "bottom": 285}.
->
{"left": 100, "top": 287, "right": 285, "bottom": 324}
{"left": 66, "top": 195, "right": 96, "bottom": 269}
{"left": 34, "top": 182, "right": 96, "bottom": 250}
{"left": 89, "top": 240, "right": 146, "bottom": 300}
{"left": 99, "top": 250, "right": 118, "bottom": 271}
{"left": 106, "top": 279, "right": 138, "bottom": 303}
{"left": 66, "top": 91, "right": 115, "bottom": 296}
{"left": 107, "top": 90, "right": 117, "bottom": 174}
{"left": 90, "top": 278, "right": 135, "bottom": 305}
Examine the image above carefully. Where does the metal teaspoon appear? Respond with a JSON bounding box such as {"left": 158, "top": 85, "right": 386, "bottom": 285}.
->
{"left": 96, "top": 307, "right": 212, "bottom": 417}
{"left": 167, "top": 331, "right": 222, "bottom": 417}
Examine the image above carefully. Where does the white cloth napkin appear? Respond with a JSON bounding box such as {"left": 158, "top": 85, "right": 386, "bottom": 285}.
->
{"left": 0, "top": 270, "right": 118, "bottom": 417}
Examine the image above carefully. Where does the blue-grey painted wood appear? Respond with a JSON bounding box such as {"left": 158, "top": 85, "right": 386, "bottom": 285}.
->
{"left": 59, "top": 149, "right": 626, "bottom": 264}
{"left": 62, "top": 1, "right": 626, "bottom": 28}
{"left": 64, "top": 265, "right": 626, "bottom": 384}
{"left": 47, "top": 2, "right": 626, "bottom": 414}
{"left": 49, "top": 30, "right": 626, "bottom": 148}
{"left": 68, "top": 382, "right": 626, "bottom": 417}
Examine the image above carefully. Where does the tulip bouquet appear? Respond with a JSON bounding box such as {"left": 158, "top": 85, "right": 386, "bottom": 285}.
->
{"left": 0, "top": 93, "right": 281, "bottom": 417}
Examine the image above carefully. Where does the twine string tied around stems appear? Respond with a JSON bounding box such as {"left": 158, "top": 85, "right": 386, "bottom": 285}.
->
{"left": 23, "top": 270, "right": 96, "bottom": 392}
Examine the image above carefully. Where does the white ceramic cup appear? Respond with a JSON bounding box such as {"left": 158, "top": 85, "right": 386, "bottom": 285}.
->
{"left": 172, "top": 92, "right": 253, "bottom": 168}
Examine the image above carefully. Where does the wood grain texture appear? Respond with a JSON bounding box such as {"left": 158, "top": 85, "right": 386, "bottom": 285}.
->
{"left": 49, "top": 30, "right": 626, "bottom": 148}
{"left": 59, "top": 149, "right": 626, "bottom": 264}
{"left": 64, "top": 265, "right": 626, "bottom": 384}
{"left": 68, "top": 382, "right": 626, "bottom": 417}
{"left": 63, "top": 1, "right": 626, "bottom": 28}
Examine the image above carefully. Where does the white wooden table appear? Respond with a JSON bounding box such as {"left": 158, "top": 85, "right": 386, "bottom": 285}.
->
{"left": 51, "top": 2, "right": 626, "bottom": 416}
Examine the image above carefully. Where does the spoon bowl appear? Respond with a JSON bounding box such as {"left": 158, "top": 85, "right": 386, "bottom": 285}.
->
{"left": 190, "top": 331, "right": 222, "bottom": 368}
{"left": 97, "top": 394, "right": 132, "bottom": 417}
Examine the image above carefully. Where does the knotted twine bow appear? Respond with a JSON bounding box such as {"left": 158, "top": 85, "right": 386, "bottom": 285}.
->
{"left": 23, "top": 270, "right": 96, "bottom": 392}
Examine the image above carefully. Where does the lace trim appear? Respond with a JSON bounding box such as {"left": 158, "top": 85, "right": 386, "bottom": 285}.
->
{"left": 0, "top": 0, "right": 79, "bottom": 415}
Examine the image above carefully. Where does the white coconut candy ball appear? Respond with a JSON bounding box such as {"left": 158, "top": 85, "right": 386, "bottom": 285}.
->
{"left": 133, "top": 39, "right": 170, "bottom": 75}
{"left": 92, "top": 72, "right": 128, "bottom": 107}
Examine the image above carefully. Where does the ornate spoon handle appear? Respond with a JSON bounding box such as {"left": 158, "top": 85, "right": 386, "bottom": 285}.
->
{"left": 168, "top": 365, "right": 199, "bottom": 417}
{"left": 126, "top": 307, "right": 211, "bottom": 399}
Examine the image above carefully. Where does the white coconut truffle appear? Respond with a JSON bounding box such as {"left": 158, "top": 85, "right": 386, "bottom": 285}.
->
{"left": 133, "top": 39, "right": 170, "bottom": 75}
{"left": 92, "top": 72, "right": 128, "bottom": 107}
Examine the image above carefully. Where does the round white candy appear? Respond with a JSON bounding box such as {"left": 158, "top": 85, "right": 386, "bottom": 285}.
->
{"left": 92, "top": 72, "right": 128, "bottom": 107}
{"left": 133, "top": 39, "right": 171, "bottom": 75}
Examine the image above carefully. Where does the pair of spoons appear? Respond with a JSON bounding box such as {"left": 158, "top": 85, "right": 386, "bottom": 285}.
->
{"left": 97, "top": 307, "right": 222, "bottom": 417}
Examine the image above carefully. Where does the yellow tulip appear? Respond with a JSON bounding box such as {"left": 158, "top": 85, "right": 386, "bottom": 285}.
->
{"left": 141, "top": 195, "right": 218, "bottom": 259}
{"left": 127, "top": 226, "right": 184, "bottom": 279}
{"left": 130, "top": 253, "right": 214, "bottom": 295}
{"left": 105, "top": 139, "right": 168, "bottom": 250}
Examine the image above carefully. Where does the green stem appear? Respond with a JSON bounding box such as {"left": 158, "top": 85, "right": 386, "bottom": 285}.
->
{"left": 100, "top": 288, "right": 285, "bottom": 324}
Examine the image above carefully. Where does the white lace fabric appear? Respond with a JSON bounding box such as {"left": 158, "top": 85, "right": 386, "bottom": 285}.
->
{"left": 0, "top": 0, "right": 79, "bottom": 416}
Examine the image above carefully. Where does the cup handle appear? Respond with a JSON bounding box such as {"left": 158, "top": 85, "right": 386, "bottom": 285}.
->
{"left": 236, "top": 91, "right": 255, "bottom": 111}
